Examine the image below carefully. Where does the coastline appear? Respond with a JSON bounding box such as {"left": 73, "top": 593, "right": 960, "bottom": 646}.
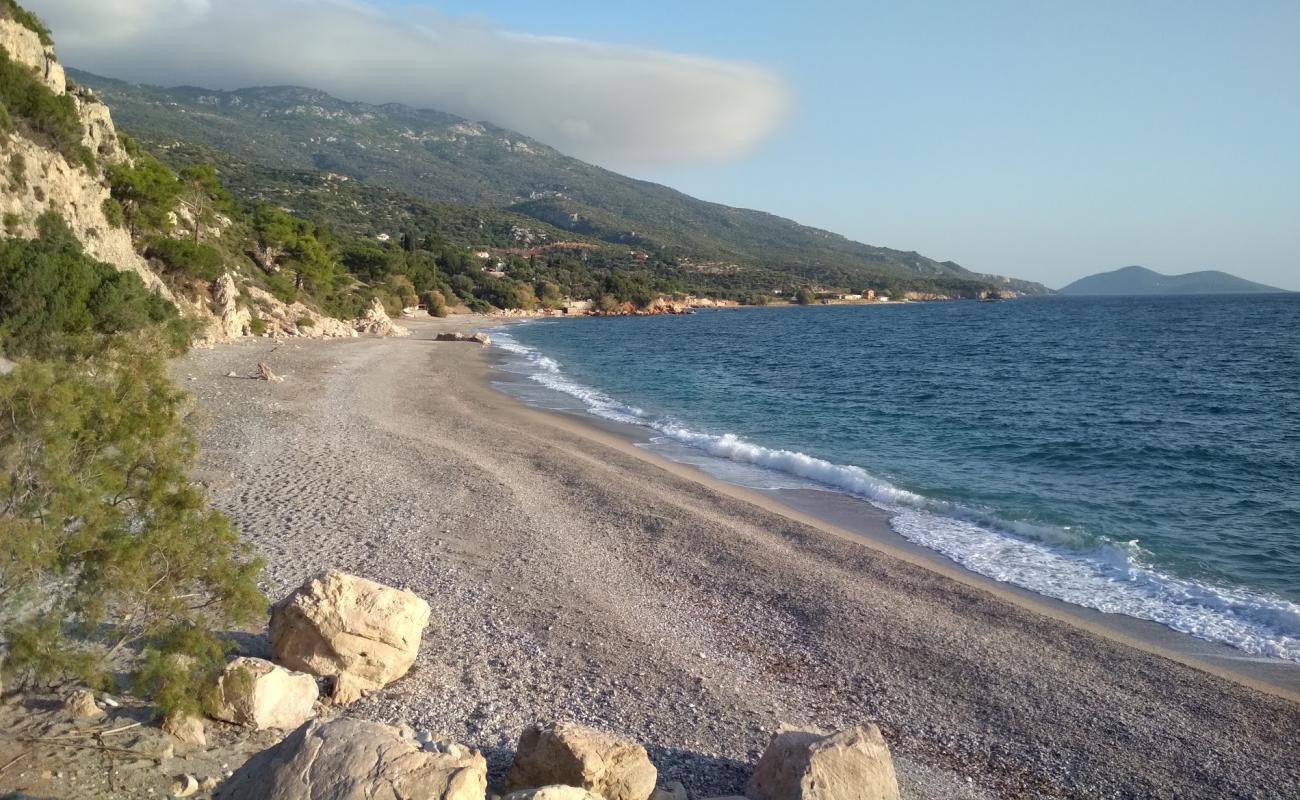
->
{"left": 180, "top": 316, "right": 1299, "bottom": 799}
{"left": 486, "top": 314, "right": 1300, "bottom": 698}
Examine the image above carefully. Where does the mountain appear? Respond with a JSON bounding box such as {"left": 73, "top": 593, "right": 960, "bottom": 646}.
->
{"left": 1060, "top": 266, "right": 1288, "bottom": 296}
{"left": 68, "top": 69, "right": 1049, "bottom": 297}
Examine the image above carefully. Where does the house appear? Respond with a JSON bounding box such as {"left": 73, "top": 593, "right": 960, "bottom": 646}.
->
{"left": 376, "top": 233, "right": 391, "bottom": 242}
{"left": 473, "top": 250, "right": 492, "bottom": 259}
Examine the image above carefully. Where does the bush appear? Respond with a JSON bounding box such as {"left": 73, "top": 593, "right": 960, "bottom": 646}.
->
{"left": 249, "top": 315, "right": 267, "bottom": 336}
{"left": 144, "top": 238, "right": 223, "bottom": 282}
{"left": 384, "top": 274, "right": 419, "bottom": 309}
{"left": 422, "top": 290, "right": 448, "bottom": 317}
{"left": 794, "top": 287, "right": 817, "bottom": 305}
{"left": 466, "top": 297, "right": 492, "bottom": 314}
{"left": 0, "top": 334, "right": 266, "bottom": 716}
{"left": 101, "top": 196, "right": 125, "bottom": 229}
{"left": 7, "top": 152, "right": 24, "bottom": 190}
{"left": 295, "top": 315, "right": 315, "bottom": 328}
{"left": 0, "top": 213, "right": 181, "bottom": 358}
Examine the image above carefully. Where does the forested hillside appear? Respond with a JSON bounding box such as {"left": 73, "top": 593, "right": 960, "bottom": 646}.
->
{"left": 72, "top": 69, "right": 1049, "bottom": 298}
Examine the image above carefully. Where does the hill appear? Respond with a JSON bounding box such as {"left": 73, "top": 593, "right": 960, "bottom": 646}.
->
{"left": 1060, "top": 265, "right": 1288, "bottom": 296}
{"left": 68, "top": 69, "right": 1049, "bottom": 298}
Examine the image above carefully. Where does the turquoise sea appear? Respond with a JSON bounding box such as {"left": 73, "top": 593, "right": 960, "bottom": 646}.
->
{"left": 491, "top": 295, "right": 1300, "bottom": 661}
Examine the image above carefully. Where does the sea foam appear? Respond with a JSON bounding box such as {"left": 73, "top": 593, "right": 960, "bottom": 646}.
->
{"left": 490, "top": 329, "right": 1300, "bottom": 662}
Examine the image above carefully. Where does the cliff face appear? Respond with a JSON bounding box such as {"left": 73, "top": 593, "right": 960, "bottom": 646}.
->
{"left": 1, "top": 16, "right": 413, "bottom": 344}
{"left": 0, "top": 18, "right": 170, "bottom": 298}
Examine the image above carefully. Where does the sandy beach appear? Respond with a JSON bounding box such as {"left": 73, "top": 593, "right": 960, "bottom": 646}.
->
{"left": 179, "top": 316, "right": 1299, "bottom": 800}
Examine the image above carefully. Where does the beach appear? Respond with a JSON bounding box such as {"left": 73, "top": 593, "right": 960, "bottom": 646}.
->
{"left": 180, "top": 316, "right": 1299, "bottom": 800}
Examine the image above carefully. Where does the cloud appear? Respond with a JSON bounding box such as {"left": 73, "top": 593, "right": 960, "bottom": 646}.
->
{"left": 25, "top": 0, "right": 790, "bottom": 169}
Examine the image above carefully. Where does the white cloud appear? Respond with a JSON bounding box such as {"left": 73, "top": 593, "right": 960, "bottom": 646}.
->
{"left": 25, "top": 0, "right": 790, "bottom": 169}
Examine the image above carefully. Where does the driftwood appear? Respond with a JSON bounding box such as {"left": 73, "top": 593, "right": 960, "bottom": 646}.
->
{"left": 257, "top": 362, "right": 284, "bottom": 383}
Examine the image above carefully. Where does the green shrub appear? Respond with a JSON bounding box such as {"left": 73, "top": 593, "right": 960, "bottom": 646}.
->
{"left": 0, "top": 334, "right": 266, "bottom": 716}
{"left": 0, "top": 48, "right": 93, "bottom": 170}
{"left": 107, "top": 153, "right": 181, "bottom": 235}
{"left": 1, "top": 0, "right": 53, "bottom": 46}
{"left": 144, "top": 238, "right": 223, "bottom": 282}
{"left": 2, "top": 211, "right": 19, "bottom": 235}
{"left": 249, "top": 315, "right": 267, "bottom": 336}
{"left": 295, "top": 315, "right": 315, "bottom": 328}
{"left": 794, "top": 287, "right": 817, "bottom": 305}
{"left": 466, "top": 297, "right": 492, "bottom": 314}
{"left": 8, "top": 152, "right": 25, "bottom": 190}
{"left": 0, "top": 213, "right": 181, "bottom": 358}
{"left": 101, "top": 196, "right": 125, "bottom": 229}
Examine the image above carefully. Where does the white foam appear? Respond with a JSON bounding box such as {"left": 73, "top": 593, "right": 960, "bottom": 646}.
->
{"left": 489, "top": 329, "right": 1300, "bottom": 662}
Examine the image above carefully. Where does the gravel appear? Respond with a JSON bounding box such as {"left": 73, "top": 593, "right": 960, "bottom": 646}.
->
{"left": 178, "top": 318, "right": 1300, "bottom": 800}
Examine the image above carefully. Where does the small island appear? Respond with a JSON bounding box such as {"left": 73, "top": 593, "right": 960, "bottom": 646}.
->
{"left": 1060, "top": 265, "right": 1289, "bottom": 295}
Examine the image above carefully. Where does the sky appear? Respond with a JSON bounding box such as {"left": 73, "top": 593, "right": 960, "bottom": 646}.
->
{"left": 27, "top": 0, "right": 1300, "bottom": 290}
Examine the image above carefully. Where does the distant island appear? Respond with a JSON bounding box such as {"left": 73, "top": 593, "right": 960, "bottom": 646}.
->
{"left": 1060, "top": 265, "right": 1290, "bottom": 295}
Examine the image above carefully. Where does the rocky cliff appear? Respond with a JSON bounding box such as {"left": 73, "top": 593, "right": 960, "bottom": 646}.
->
{"left": 0, "top": 17, "right": 169, "bottom": 298}
{"left": 1, "top": 15, "right": 409, "bottom": 344}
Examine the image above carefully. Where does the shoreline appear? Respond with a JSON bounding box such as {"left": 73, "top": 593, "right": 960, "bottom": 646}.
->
{"left": 179, "top": 317, "right": 1299, "bottom": 798}
{"left": 484, "top": 317, "right": 1300, "bottom": 700}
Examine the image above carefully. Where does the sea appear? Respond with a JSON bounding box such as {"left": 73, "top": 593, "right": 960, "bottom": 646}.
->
{"left": 488, "top": 295, "right": 1300, "bottom": 663}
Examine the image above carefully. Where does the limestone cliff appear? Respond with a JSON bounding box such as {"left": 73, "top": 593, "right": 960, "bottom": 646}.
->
{"left": 0, "top": 17, "right": 168, "bottom": 298}
{"left": 1, "top": 14, "right": 410, "bottom": 345}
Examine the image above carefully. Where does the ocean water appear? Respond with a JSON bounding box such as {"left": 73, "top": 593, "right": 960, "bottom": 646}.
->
{"left": 489, "top": 296, "right": 1300, "bottom": 661}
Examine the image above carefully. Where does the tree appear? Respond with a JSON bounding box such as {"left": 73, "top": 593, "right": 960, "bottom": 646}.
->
{"left": 0, "top": 334, "right": 265, "bottom": 716}
{"left": 107, "top": 153, "right": 181, "bottom": 237}
{"left": 176, "top": 164, "right": 231, "bottom": 245}
{"left": 251, "top": 205, "right": 338, "bottom": 295}
{"left": 794, "top": 287, "right": 817, "bottom": 305}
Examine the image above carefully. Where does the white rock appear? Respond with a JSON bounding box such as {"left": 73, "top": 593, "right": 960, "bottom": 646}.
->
{"left": 269, "top": 570, "right": 431, "bottom": 704}
{"left": 746, "top": 724, "right": 900, "bottom": 800}
{"left": 507, "top": 722, "right": 657, "bottom": 800}
{"left": 209, "top": 657, "right": 319, "bottom": 730}
{"left": 216, "top": 718, "right": 486, "bottom": 800}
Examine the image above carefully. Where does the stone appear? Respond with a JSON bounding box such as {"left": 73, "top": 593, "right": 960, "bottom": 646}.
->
{"left": 507, "top": 722, "right": 656, "bottom": 800}
{"left": 746, "top": 724, "right": 899, "bottom": 800}
{"left": 209, "top": 657, "right": 319, "bottom": 730}
{"left": 435, "top": 332, "right": 491, "bottom": 345}
{"left": 216, "top": 718, "right": 486, "bottom": 800}
{"left": 651, "top": 782, "right": 687, "bottom": 800}
{"left": 269, "top": 570, "right": 431, "bottom": 704}
{"left": 355, "top": 297, "right": 410, "bottom": 337}
{"left": 172, "top": 774, "right": 200, "bottom": 798}
{"left": 211, "top": 273, "right": 252, "bottom": 340}
{"left": 200, "top": 777, "right": 220, "bottom": 792}
{"left": 505, "top": 787, "right": 606, "bottom": 800}
{"left": 162, "top": 713, "right": 207, "bottom": 748}
{"left": 64, "top": 689, "right": 104, "bottom": 719}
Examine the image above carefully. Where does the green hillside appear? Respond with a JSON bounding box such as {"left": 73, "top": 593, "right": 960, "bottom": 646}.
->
{"left": 69, "top": 69, "right": 1048, "bottom": 298}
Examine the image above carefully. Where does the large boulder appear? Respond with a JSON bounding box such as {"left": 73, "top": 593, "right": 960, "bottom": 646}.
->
{"left": 269, "top": 570, "right": 432, "bottom": 704}
{"left": 210, "top": 657, "right": 319, "bottom": 730}
{"left": 505, "top": 788, "right": 606, "bottom": 800}
{"left": 356, "top": 297, "right": 410, "bottom": 337}
{"left": 746, "top": 724, "right": 899, "bottom": 800}
{"left": 217, "top": 718, "right": 486, "bottom": 800}
{"left": 506, "top": 722, "right": 656, "bottom": 800}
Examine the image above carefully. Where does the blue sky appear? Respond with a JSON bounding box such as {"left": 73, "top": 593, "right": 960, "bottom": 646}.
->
{"left": 379, "top": 0, "right": 1300, "bottom": 290}
{"left": 40, "top": 0, "right": 1300, "bottom": 289}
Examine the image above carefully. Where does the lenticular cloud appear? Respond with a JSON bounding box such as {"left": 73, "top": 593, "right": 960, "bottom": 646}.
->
{"left": 26, "top": 0, "right": 790, "bottom": 169}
